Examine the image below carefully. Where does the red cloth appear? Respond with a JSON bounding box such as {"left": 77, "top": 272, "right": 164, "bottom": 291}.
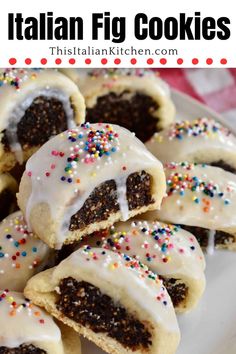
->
{"left": 158, "top": 68, "right": 236, "bottom": 128}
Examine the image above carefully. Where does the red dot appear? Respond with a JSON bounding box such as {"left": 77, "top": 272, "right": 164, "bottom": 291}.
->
{"left": 177, "top": 58, "right": 183, "bottom": 65}
{"left": 85, "top": 58, "right": 91, "bottom": 65}
{"left": 114, "top": 58, "right": 121, "bottom": 65}
{"left": 55, "top": 58, "right": 62, "bottom": 65}
{"left": 130, "top": 58, "right": 137, "bottom": 65}
{"left": 9, "top": 58, "right": 17, "bottom": 65}
{"left": 221, "top": 58, "right": 227, "bottom": 65}
{"left": 41, "top": 58, "right": 47, "bottom": 65}
{"left": 192, "top": 58, "right": 199, "bottom": 65}
{"left": 206, "top": 58, "right": 213, "bottom": 65}
{"left": 147, "top": 58, "right": 154, "bottom": 65}
{"left": 160, "top": 58, "right": 167, "bottom": 65}
{"left": 101, "top": 58, "right": 107, "bottom": 65}
{"left": 25, "top": 58, "right": 31, "bottom": 65}
{"left": 69, "top": 58, "right": 75, "bottom": 65}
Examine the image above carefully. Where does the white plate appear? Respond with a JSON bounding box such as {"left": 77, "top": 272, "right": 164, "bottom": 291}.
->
{"left": 81, "top": 89, "right": 236, "bottom": 354}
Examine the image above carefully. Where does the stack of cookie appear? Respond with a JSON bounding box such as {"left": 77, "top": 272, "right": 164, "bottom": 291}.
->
{"left": 0, "top": 68, "right": 233, "bottom": 354}
{"left": 0, "top": 67, "right": 86, "bottom": 354}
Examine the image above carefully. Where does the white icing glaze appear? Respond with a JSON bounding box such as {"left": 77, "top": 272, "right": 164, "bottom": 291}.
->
{"left": 146, "top": 117, "right": 236, "bottom": 168}
{"left": 115, "top": 176, "right": 129, "bottom": 221}
{"left": 0, "top": 291, "right": 63, "bottom": 352}
{"left": 23, "top": 123, "right": 165, "bottom": 247}
{"left": 155, "top": 162, "right": 236, "bottom": 233}
{"left": 0, "top": 211, "right": 50, "bottom": 291}
{"left": 207, "top": 230, "right": 216, "bottom": 255}
{"left": 82, "top": 220, "right": 205, "bottom": 280}
{"left": 52, "top": 247, "right": 179, "bottom": 335}
{"left": 61, "top": 68, "right": 175, "bottom": 128}
{"left": 0, "top": 68, "right": 85, "bottom": 164}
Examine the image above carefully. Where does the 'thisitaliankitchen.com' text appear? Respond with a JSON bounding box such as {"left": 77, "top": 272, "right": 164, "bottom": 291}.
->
{"left": 49, "top": 46, "right": 178, "bottom": 56}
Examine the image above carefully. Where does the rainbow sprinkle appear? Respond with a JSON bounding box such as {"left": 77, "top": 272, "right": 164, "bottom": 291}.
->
{"left": 0, "top": 290, "right": 45, "bottom": 324}
{"left": 165, "top": 118, "right": 230, "bottom": 140}
{"left": 81, "top": 246, "right": 169, "bottom": 306}
{"left": 165, "top": 162, "right": 232, "bottom": 212}
{"left": 0, "top": 69, "right": 39, "bottom": 91}
{"left": 0, "top": 214, "right": 43, "bottom": 275}
{"left": 27, "top": 123, "right": 120, "bottom": 185}
{"left": 87, "top": 68, "right": 157, "bottom": 80}
{"left": 92, "top": 223, "right": 183, "bottom": 264}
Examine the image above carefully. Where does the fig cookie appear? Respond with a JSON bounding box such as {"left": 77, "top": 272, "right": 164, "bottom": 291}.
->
{"left": 0, "top": 68, "right": 85, "bottom": 173}
{"left": 0, "top": 211, "right": 51, "bottom": 291}
{"left": 24, "top": 247, "right": 180, "bottom": 354}
{"left": 149, "top": 162, "right": 236, "bottom": 253}
{"left": 0, "top": 291, "right": 81, "bottom": 354}
{"left": 61, "top": 68, "right": 175, "bottom": 142}
{"left": 18, "top": 123, "right": 166, "bottom": 249}
{"left": 76, "top": 219, "right": 206, "bottom": 312}
{"left": 146, "top": 117, "right": 236, "bottom": 174}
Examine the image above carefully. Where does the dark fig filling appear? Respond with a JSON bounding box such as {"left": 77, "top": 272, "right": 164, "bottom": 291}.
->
{"left": 69, "top": 171, "right": 154, "bottom": 232}
{"left": 0, "top": 344, "right": 46, "bottom": 354}
{"left": 2, "top": 96, "right": 70, "bottom": 151}
{"left": 8, "top": 163, "right": 26, "bottom": 184}
{"left": 86, "top": 91, "right": 159, "bottom": 142}
{"left": 161, "top": 278, "right": 188, "bottom": 308}
{"left": 215, "top": 231, "right": 235, "bottom": 246}
{"left": 209, "top": 160, "right": 236, "bottom": 174}
{"left": 56, "top": 277, "right": 152, "bottom": 351}
{"left": 0, "top": 189, "right": 17, "bottom": 222}
{"left": 180, "top": 225, "right": 235, "bottom": 248}
{"left": 55, "top": 242, "right": 80, "bottom": 265}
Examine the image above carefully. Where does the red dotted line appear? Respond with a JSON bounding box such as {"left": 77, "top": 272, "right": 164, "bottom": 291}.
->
{"left": 8, "top": 57, "right": 228, "bottom": 66}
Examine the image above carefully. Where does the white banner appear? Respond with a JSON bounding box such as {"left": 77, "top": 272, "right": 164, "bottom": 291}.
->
{"left": 0, "top": 0, "right": 235, "bottom": 67}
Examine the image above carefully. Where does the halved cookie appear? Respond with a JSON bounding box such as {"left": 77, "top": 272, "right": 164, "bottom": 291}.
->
{"left": 61, "top": 68, "right": 175, "bottom": 142}
{"left": 0, "top": 68, "right": 85, "bottom": 172}
{"left": 24, "top": 247, "right": 180, "bottom": 354}
{"left": 18, "top": 123, "right": 166, "bottom": 249}
{"left": 74, "top": 219, "right": 206, "bottom": 312}
{"left": 149, "top": 162, "right": 236, "bottom": 252}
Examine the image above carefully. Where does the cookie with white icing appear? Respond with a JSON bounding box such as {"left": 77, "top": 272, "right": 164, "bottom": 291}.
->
{"left": 0, "top": 173, "right": 18, "bottom": 221}
{"left": 0, "top": 291, "right": 81, "bottom": 354}
{"left": 0, "top": 68, "right": 85, "bottom": 173}
{"left": 146, "top": 117, "right": 236, "bottom": 173}
{"left": 149, "top": 162, "right": 236, "bottom": 252}
{"left": 18, "top": 123, "right": 166, "bottom": 249}
{"left": 74, "top": 220, "right": 205, "bottom": 312}
{"left": 0, "top": 211, "right": 51, "bottom": 291}
{"left": 24, "top": 247, "right": 180, "bottom": 354}
{"left": 61, "top": 68, "right": 175, "bottom": 142}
